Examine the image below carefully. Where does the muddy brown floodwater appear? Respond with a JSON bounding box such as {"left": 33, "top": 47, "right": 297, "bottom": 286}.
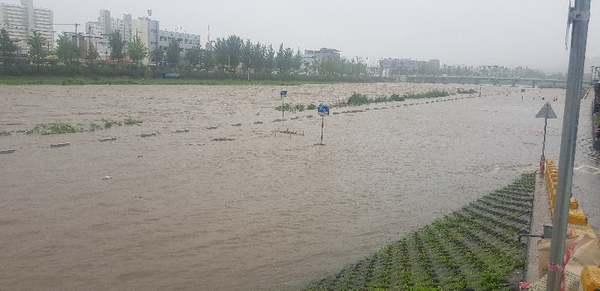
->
{"left": 0, "top": 83, "right": 575, "bottom": 290}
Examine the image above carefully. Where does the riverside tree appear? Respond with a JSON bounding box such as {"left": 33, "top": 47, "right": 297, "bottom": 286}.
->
{"left": 27, "top": 30, "right": 47, "bottom": 64}
{"left": 0, "top": 28, "right": 17, "bottom": 56}
{"left": 214, "top": 35, "right": 243, "bottom": 71}
{"left": 108, "top": 31, "right": 126, "bottom": 62}
{"left": 185, "top": 45, "right": 203, "bottom": 68}
{"left": 127, "top": 36, "right": 148, "bottom": 64}
{"left": 165, "top": 40, "right": 180, "bottom": 66}
{"left": 85, "top": 43, "right": 99, "bottom": 63}
{"left": 56, "top": 32, "right": 79, "bottom": 64}
{"left": 149, "top": 47, "right": 164, "bottom": 65}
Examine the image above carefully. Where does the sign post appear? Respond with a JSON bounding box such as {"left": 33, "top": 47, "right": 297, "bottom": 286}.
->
{"left": 521, "top": 88, "right": 525, "bottom": 100}
{"left": 547, "top": 0, "right": 590, "bottom": 289}
{"left": 318, "top": 105, "right": 329, "bottom": 145}
{"left": 280, "top": 91, "right": 287, "bottom": 120}
{"left": 535, "top": 102, "right": 557, "bottom": 174}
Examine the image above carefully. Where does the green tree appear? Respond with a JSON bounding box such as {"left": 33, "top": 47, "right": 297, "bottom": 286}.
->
{"left": 251, "top": 42, "right": 265, "bottom": 73}
{"left": 291, "top": 49, "right": 302, "bottom": 72}
{"left": 108, "top": 31, "right": 126, "bottom": 61}
{"left": 0, "top": 28, "right": 17, "bottom": 56}
{"left": 55, "top": 32, "right": 79, "bottom": 64}
{"left": 85, "top": 43, "right": 99, "bottom": 63}
{"left": 214, "top": 35, "right": 243, "bottom": 71}
{"left": 27, "top": 30, "right": 47, "bottom": 64}
{"left": 185, "top": 45, "right": 202, "bottom": 68}
{"left": 127, "top": 36, "right": 148, "bottom": 64}
{"left": 275, "top": 43, "right": 285, "bottom": 73}
{"left": 165, "top": 40, "right": 180, "bottom": 65}
{"left": 265, "top": 44, "right": 275, "bottom": 73}
{"left": 203, "top": 50, "right": 215, "bottom": 70}
{"left": 149, "top": 47, "right": 164, "bottom": 65}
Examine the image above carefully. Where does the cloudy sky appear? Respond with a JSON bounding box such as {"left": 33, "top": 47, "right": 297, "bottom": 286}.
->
{"left": 25, "top": 0, "right": 600, "bottom": 72}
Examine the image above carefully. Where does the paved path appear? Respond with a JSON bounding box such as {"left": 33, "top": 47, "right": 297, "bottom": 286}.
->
{"left": 573, "top": 150, "right": 600, "bottom": 233}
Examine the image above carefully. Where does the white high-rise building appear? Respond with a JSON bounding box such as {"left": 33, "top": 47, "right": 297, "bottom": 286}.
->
{"left": 0, "top": 0, "right": 53, "bottom": 55}
{"left": 84, "top": 10, "right": 133, "bottom": 60}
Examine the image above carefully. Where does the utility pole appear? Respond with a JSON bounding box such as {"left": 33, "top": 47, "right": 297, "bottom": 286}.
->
{"left": 546, "top": 0, "right": 591, "bottom": 290}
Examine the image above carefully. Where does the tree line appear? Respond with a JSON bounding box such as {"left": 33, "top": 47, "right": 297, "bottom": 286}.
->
{"left": 0, "top": 29, "right": 367, "bottom": 77}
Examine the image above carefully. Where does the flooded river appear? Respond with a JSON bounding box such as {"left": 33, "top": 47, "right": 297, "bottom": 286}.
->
{"left": 0, "top": 83, "right": 593, "bottom": 290}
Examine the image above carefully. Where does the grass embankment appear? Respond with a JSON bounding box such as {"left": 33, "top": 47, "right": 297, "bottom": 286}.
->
{"left": 4, "top": 118, "right": 142, "bottom": 136}
{"left": 0, "top": 76, "right": 310, "bottom": 86}
{"left": 304, "top": 173, "right": 536, "bottom": 291}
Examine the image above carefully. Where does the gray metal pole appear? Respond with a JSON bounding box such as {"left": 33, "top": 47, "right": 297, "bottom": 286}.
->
{"left": 546, "top": 0, "right": 591, "bottom": 290}
{"left": 321, "top": 115, "right": 324, "bottom": 145}
{"left": 542, "top": 116, "right": 548, "bottom": 158}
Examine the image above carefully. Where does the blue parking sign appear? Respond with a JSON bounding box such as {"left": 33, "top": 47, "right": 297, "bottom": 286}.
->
{"left": 318, "top": 105, "right": 329, "bottom": 116}
{"left": 281, "top": 91, "right": 287, "bottom": 97}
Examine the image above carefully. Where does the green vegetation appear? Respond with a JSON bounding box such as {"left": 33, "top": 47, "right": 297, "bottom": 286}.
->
{"left": 127, "top": 36, "right": 148, "bottom": 64}
{"left": 0, "top": 130, "right": 11, "bottom": 136}
{"left": 102, "top": 119, "right": 122, "bottom": 128}
{"left": 26, "top": 30, "right": 47, "bottom": 64}
{"left": 12, "top": 118, "right": 142, "bottom": 136}
{"left": 0, "top": 76, "right": 313, "bottom": 86}
{"left": 345, "top": 90, "right": 450, "bottom": 106}
{"left": 275, "top": 103, "right": 307, "bottom": 113}
{"left": 307, "top": 104, "right": 317, "bottom": 110}
{"left": 304, "top": 173, "right": 536, "bottom": 291}
{"left": 0, "top": 28, "right": 17, "bottom": 56}
{"left": 22, "top": 122, "right": 85, "bottom": 135}
{"left": 123, "top": 117, "right": 143, "bottom": 125}
{"left": 457, "top": 89, "right": 478, "bottom": 94}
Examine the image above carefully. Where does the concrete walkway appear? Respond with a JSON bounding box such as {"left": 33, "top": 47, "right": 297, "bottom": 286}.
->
{"left": 525, "top": 173, "right": 553, "bottom": 284}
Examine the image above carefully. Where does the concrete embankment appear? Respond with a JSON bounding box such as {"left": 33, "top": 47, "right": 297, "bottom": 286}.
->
{"left": 304, "top": 173, "right": 536, "bottom": 290}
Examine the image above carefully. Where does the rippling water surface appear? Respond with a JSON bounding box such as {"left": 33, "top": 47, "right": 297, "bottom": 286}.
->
{"left": 0, "top": 84, "right": 594, "bottom": 290}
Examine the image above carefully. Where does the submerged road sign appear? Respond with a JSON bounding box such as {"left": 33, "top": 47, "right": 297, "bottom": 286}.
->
{"left": 536, "top": 102, "right": 558, "bottom": 119}
{"left": 318, "top": 105, "right": 329, "bottom": 116}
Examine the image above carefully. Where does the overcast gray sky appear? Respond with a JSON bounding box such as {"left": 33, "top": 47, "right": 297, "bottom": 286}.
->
{"left": 27, "top": 0, "right": 600, "bottom": 72}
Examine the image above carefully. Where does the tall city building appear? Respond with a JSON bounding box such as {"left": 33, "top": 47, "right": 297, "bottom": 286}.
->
{"left": 85, "top": 10, "right": 133, "bottom": 59}
{"left": 0, "top": 0, "right": 53, "bottom": 55}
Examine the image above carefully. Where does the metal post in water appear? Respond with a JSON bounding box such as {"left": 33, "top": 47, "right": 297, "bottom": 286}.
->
{"left": 321, "top": 115, "right": 324, "bottom": 145}
{"left": 546, "top": 0, "right": 591, "bottom": 290}
{"left": 282, "top": 99, "right": 285, "bottom": 120}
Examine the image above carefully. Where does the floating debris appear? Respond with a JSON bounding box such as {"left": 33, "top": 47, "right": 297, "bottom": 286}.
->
{"left": 175, "top": 129, "right": 189, "bottom": 133}
{"left": 206, "top": 126, "right": 218, "bottom": 130}
{"left": 254, "top": 121, "right": 263, "bottom": 124}
{"left": 102, "top": 176, "right": 112, "bottom": 180}
{"left": 140, "top": 133, "right": 157, "bottom": 137}
{"left": 212, "top": 138, "right": 234, "bottom": 141}
{"left": 0, "top": 149, "right": 15, "bottom": 154}
{"left": 99, "top": 137, "right": 117, "bottom": 142}
{"left": 50, "top": 142, "right": 70, "bottom": 148}
{"left": 306, "top": 115, "right": 314, "bottom": 118}
{"left": 232, "top": 123, "right": 242, "bottom": 127}
{"left": 291, "top": 116, "right": 299, "bottom": 120}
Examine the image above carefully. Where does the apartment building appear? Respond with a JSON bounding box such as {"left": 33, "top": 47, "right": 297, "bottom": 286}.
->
{"left": 85, "top": 10, "right": 133, "bottom": 59}
{"left": 0, "top": 0, "right": 53, "bottom": 55}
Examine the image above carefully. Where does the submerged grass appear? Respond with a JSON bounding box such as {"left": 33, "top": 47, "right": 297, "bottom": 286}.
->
{"left": 345, "top": 90, "right": 450, "bottom": 106}
{"left": 457, "top": 89, "right": 478, "bottom": 94}
{"left": 304, "top": 172, "right": 536, "bottom": 291}
{"left": 15, "top": 118, "right": 142, "bottom": 136}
